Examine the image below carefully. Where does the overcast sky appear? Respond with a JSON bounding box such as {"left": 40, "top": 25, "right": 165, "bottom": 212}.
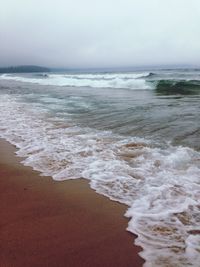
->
{"left": 0, "top": 0, "right": 200, "bottom": 68}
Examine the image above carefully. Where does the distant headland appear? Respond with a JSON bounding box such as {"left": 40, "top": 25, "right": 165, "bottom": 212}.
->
{"left": 0, "top": 65, "right": 50, "bottom": 73}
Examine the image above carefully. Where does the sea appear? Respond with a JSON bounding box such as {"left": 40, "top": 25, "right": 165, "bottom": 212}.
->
{"left": 0, "top": 68, "right": 200, "bottom": 267}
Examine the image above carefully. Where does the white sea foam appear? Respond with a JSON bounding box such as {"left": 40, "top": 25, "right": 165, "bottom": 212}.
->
{"left": 0, "top": 72, "right": 152, "bottom": 89}
{"left": 0, "top": 94, "right": 200, "bottom": 266}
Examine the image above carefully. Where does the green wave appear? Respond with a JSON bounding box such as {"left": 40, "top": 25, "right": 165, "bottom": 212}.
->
{"left": 155, "top": 80, "right": 200, "bottom": 94}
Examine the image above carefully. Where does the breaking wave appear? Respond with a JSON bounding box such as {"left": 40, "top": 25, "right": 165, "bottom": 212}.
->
{"left": 1, "top": 72, "right": 200, "bottom": 95}
{"left": 0, "top": 72, "right": 153, "bottom": 90}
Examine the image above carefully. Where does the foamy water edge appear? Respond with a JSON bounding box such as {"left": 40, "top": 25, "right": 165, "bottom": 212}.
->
{"left": 0, "top": 94, "right": 200, "bottom": 267}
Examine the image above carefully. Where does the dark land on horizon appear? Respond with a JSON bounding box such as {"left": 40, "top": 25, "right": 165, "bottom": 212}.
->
{"left": 0, "top": 65, "right": 50, "bottom": 73}
{"left": 1, "top": 64, "right": 200, "bottom": 74}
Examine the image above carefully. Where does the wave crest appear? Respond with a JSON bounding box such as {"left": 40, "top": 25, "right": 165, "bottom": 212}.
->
{"left": 0, "top": 73, "right": 153, "bottom": 90}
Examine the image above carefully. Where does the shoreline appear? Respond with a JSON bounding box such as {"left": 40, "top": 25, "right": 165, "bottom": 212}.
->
{"left": 0, "top": 138, "right": 144, "bottom": 267}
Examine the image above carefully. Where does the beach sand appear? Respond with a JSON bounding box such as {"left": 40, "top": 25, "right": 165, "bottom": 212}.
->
{"left": 0, "top": 139, "right": 144, "bottom": 267}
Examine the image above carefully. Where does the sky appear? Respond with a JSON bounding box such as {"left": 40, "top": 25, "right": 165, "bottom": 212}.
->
{"left": 0, "top": 0, "right": 200, "bottom": 69}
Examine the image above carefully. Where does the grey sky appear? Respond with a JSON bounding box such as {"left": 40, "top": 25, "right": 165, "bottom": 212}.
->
{"left": 1, "top": 0, "right": 200, "bottom": 68}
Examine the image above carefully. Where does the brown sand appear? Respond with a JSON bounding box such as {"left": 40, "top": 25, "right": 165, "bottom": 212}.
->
{"left": 0, "top": 139, "right": 144, "bottom": 267}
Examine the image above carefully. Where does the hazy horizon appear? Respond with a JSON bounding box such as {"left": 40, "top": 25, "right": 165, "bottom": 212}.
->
{"left": 1, "top": 0, "right": 200, "bottom": 68}
{"left": 1, "top": 64, "right": 200, "bottom": 72}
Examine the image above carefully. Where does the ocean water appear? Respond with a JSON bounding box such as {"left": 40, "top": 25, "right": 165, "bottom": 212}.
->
{"left": 0, "top": 69, "right": 200, "bottom": 267}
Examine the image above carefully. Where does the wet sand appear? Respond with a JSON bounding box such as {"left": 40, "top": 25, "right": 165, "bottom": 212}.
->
{"left": 0, "top": 139, "right": 144, "bottom": 267}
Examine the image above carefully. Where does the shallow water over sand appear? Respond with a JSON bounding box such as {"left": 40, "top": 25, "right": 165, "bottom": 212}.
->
{"left": 0, "top": 70, "right": 200, "bottom": 266}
